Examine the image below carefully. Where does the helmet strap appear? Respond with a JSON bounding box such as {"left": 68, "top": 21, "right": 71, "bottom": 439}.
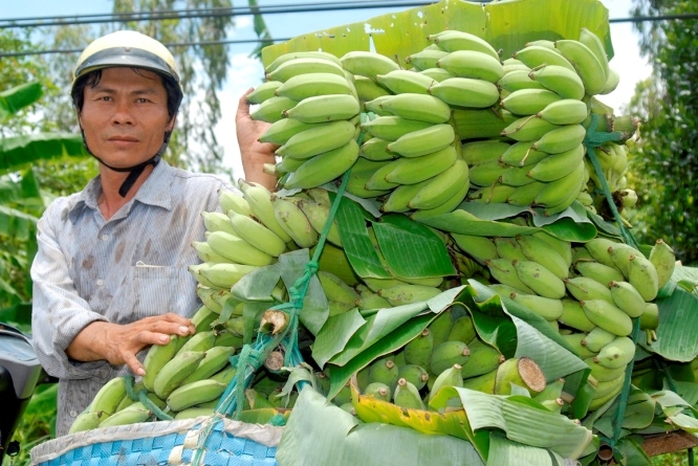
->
{"left": 80, "top": 129, "right": 172, "bottom": 198}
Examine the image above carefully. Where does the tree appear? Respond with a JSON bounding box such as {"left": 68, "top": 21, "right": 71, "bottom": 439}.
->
{"left": 626, "top": 0, "right": 698, "bottom": 265}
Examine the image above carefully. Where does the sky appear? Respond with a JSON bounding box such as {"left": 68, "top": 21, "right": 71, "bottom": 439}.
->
{"left": 0, "top": 0, "right": 651, "bottom": 181}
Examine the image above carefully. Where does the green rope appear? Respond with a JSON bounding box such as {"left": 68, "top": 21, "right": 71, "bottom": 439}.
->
{"left": 583, "top": 114, "right": 639, "bottom": 249}
{"left": 609, "top": 318, "right": 641, "bottom": 447}
{"left": 123, "top": 374, "right": 173, "bottom": 421}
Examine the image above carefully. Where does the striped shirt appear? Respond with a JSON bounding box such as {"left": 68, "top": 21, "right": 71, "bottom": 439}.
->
{"left": 30, "top": 161, "right": 234, "bottom": 436}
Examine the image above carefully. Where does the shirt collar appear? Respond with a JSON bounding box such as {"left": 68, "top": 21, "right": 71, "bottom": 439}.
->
{"left": 68, "top": 161, "right": 173, "bottom": 222}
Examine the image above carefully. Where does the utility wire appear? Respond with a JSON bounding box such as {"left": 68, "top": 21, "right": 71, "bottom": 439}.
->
{"left": 0, "top": 1, "right": 433, "bottom": 29}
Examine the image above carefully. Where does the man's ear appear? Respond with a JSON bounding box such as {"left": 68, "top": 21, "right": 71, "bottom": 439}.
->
{"left": 166, "top": 116, "right": 177, "bottom": 132}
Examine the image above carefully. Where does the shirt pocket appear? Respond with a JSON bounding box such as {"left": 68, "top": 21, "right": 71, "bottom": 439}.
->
{"left": 107, "top": 262, "right": 196, "bottom": 323}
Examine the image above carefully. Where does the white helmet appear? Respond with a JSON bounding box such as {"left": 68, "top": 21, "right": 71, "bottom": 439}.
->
{"left": 71, "top": 30, "right": 183, "bottom": 197}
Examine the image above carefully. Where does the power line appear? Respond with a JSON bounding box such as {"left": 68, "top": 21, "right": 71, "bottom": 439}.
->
{"left": 0, "top": 1, "right": 433, "bottom": 29}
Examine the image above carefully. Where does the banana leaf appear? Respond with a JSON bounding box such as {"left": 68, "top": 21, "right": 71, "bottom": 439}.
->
{"left": 261, "top": 0, "right": 612, "bottom": 69}
{"left": 276, "top": 385, "right": 485, "bottom": 466}
{"left": 417, "top": 208, "right": 539, "bottom": 237}
{"left": 0, "top": 82, "right": 43, "bottom": 119}
{"left": 1, "top": 133, "right": 89, "bottom": 173}
{"left": 639, "top": 288, "right": 698, "bottom": 362}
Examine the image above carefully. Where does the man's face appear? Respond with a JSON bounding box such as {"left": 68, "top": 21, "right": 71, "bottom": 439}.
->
{"left": 79, "top": 67, "right": 174, "bottom": 168}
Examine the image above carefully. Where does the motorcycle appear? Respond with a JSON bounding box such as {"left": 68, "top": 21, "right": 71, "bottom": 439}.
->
{"left": 0, "top": 323, "right": 47, "bottom": 464}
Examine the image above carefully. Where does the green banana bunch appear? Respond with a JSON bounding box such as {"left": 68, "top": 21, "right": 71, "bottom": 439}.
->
{"left": 271, "top": 195, "right": 319, "bottom": 248}
{"left": 98, "top": 401, "right": 152, "bottom": 428}
{"left": 649, "top": 239, "right": 676, "bottom": 289}
{"left": 88, "top": 376, "right": 128, "bottom": 416}
{"left": 238, "top": 179, "right": 293, "bottom": 243}
{"left": 282, "top": 139, "right": 360, "bottom": 190}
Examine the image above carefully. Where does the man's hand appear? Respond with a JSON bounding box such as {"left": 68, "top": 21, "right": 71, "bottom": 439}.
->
{"left": 236, "top": 88, "right": 279, "bottom": 191}
{"left": 65, "top": 313, "right": 196, "bottom": 377}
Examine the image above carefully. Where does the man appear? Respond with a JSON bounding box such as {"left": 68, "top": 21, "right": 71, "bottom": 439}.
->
{"left": 30, "top": 30, "right": 276, "bottom": 436}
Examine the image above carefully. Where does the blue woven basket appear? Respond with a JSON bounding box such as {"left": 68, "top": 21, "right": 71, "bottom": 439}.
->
{"left": 30, "top": 416, "right": 282, "bottom": 466}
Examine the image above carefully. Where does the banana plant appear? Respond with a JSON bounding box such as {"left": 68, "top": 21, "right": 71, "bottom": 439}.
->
{"left": 0, "top": 82, "right": 88, "bottom": 326}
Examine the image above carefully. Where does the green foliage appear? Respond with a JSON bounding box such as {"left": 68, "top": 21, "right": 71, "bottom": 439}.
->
{"left": 625, "top": 0, "right": 698, "bottom": 266}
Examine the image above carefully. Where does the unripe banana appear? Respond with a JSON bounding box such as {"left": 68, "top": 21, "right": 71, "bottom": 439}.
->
{"left": 266, "top": 57, "right": 345, "bottom": 82}
{"left": 376, "top": 92, "right": 452, "bottom": 124}
{"left": 501, "top": 57, "right": 530, "bottom": 73}
{"left": 554, "top": 40, "right": 607, "bottom": 95}
{"left": 282, "top": 94, "right": 360, "bottom": 123}
{"left": 609, "top": 280, "right": 646, "bottom": 318}
{"left": 340, "top": 50, "right": 400, "bottom": 80}
{"left": 581, "top": 299, "right": 633, "bottom": 337}
{"left": 500, "top": 165, "right": 537, "bottom": 187}
{"left": 499, "top": 141, "right": 548, "bottom": 167}
{"left": 384, "top": 144, "right": 458, "bottom": 186}
{"left": 494, "top": 237, "right": 528, "bottom": 263}
{"left": 201, "top": 211, "right": 238, "bottom": 236}
{"left": 536, "top": 99, "right": 589, "bottom": 125}
{"left": 485, "top": 258, "right": 534, "bottom": 294}
{"left": 153, "top": 350, "right": 207, "bottom": 399}
{"left": 406, "top": 48, "right": 450, "bottom": 70}
{"left": 513, "top": 259, "right": 566, "bottom": 299}
{"left": 407, "top": 158, "right": 469, "bottom": 210}
{"left": 191, "top": 240, "right": 230, "bottom": 264}
{"left": 513, "top": 45, "right": 575, "bottom": 72}
{"left": 582, "top": 326, "right": 618, "bottom": 352}
{"left": 89, "top": 376, "right": 128, "bottom": 416}
{"left": 181, "top": 345, "right": 235, "bottom": 386}
{"left": 403, "top": 328, "right": 434, "bottom": 372}
{"left": 640, "top": 302, "right": 659, "bottom": 331}
{"left": 468, "top": 160, "right": 508, "bottom": 187}
{"left": 297, "top": 197, "right": 342, "bottom": 247}
{"left": 386, "top": 124, "right": 456, "bottom": 158}
{"left": 601, "top": 68, "right": 621, "bottom": 95}
{"left": 608, "top": 243, "right": 637, "bottom": 278}
{"left": 560, "top": 332, "right": 597, "bottom": 359}
{"left": 276, "top": 119, "right": 356, "bottom": 160}
{"left": 166, "top": 379, "right": 227, "bottom": 412}
{"left": 532, "top": 160, "right": 585, "bottom": 208}
{"left": 579, "top": 28, "right": 610, "bottom": 79}
{"left": 318, "top": 270, "right": 360, "bottom": 308}
{"left": 574, "top": 260, "right": 624, "bottom": 286}
{"left": 393, "top": 377, "right": 427, "bottom": 410}
{"left": 363, "top": 382, "right": 393, "bottom": 402}
{"left": 595, "top": 336, "right": 636, "bottom": 370}
{"left": 564, "top": 276, "right": 614, "bottom": 303}
{"left": 528, "top": 64, "right": 585, "bottom": 100}
{"left": 258, "top": 117, "right": 317, "bottom": 145}
{"left": 238, "top": 179, "right": 293, "bottom": 243}
{"left": 397, "top": 364, "right": 430, "bottom": 391}
{"left": 142, "top": 335, "right": 186, "bottom": 392}
{"left": 590, "top": 373, "right": 625, "bottom": 400}
{"left": 452, "top": 234, "right": 498, "bottom": 265}
{"left": 375, "top": 69, "right": 436, "bottom": 94}
{"left": 428, "top": 29, "right": 500, "bottom": 60}
{"left": 428, "top": 364, "right": 464, "bottom": 402}
{"left": 419, "top": 67, "right": 455, "bottom": 82}
{"left": 462, "top": 140, "right": 512, "bottom": 166}
{"left": 274, "top": 72, "right": 353, "bottom": 100}
{"left": 360, "top": 137, "right": 396, "bottom": 161}
{"left": 649, "top": 239, "right": 675, "bottom": 289}
{"left": 558, "top": 298, "right": 596, "bottom": 332}
{"left": 360, "top": 115, "right": 433, "bottom": 141}
{"left": 227, "top": 209, "right": 287, "bottom": 258}
{"left": 69, "top": 411, "right": 107, "bottom": 433}
{"left": 367, "top": 357, "right": 400, "bottom": 391}
{"left": 428, "top": 76, "right": 501, "bottom": 109}
{"left": 501, "top": 88, "right": 562, "bottom": 116}
{"left": 501, "top": 115, "right": 559, "bottom": 142}
{"left": 527, "top": 144, "right": 586, "bottom": 182}
{"left": 265, "top": 51, "right": 342, "bottom": 73}
{"left": 510, "top": 292, "right": 564, "bottom": 321}
{"left": 516, "top": 234, "right": 570, "bottom": 279}
{"left": 627, "top": 254, "right": 659, "bottom": 302}
{"left": 377, "top": 283, "right": 443, "bottom": 306}
{"left": 430, "top": 340, "right": 470, "bottom": 376}
{"left": 98, "top": 402, "right": 152, "bottom": 428}
{"left": 271, "top": 195, "right": 318, "bottom": 248}
{"left": 283, "top": 139, "right": 360, "bottom": 190}
{"left": 353, "top": 75, "right": 391, "bottom": 102}
{"left": 250, "top": 95, "right": 297, "bottom": 123}
{"left": 246, "top": 80, "right": 283, "bottom": 104}
{"left": 530, "top": 124, "right": 586, "bottom": 155}
{"left": 460, "top": 338, "right": 504, "bottom": 379}
{"left": 584, "top": 237, "right": 619, "bottom": 269}
{"left": 469, "top": 184, "right": 517, "bottom": 205}
{"left": 436, "top": 50, "right": 505, "bottom": 83}
{"left": 190, "top": 304, "right": 219, "bottom": 334}
{"left": 218, "top": 189, "right": 252, "bottom": 218}
{"left": 498, "top": 69, "right": 545, "bottom": 93}
{"left": 205, "top": 230, "right": 275, "bottom": 267}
